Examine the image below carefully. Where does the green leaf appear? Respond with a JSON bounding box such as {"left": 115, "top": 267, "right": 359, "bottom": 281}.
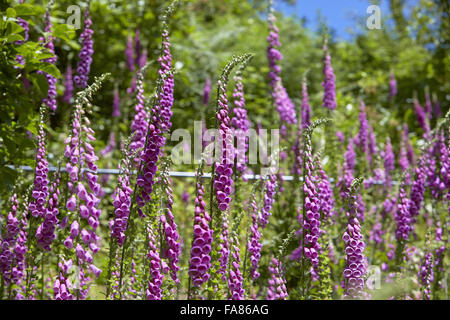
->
{"left": 14, "top": 4, "right": 37, "bottom": 16}
{"left": 6, "top": 8, "right": 16, "bottom": 18}
{"left": 53, "top": 24, "right": 76, "bottom": 42}
{"left": 6, "top": 21, "right": 24, "bottom": 35}
{"left": 5, "top": 34, "right": 23, "bottom": 43}
{"left": 38, "top": 63, "right": 61, "bottom": 79}
{"left": 29, "top": 73, "right": 49, "bottom": 97}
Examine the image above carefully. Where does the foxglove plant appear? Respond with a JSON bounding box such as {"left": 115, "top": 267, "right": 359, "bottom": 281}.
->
{"left": 159, "top": 168, "right": 181, "bottom": 284}
{"left": 338, "top": 138, "right": 356, "bottom": 199}
{"left": 36, "top": 171, "right": 60, "bottom": 251}
{"left": 389, "top": 73, "right": 397, "bottom": 99}
{"left": 146, "top": 224, "right": 163, "bottom": 300}
{"left": 438, "top": 132, "right": 449, "bottom": 191}
{"left": 248, "top": 189, "right": 262, "bottom": 280}
{"left": 13, "top": 207, "right": 28, "bottom": 299}
{"left": 110, "top": 146, "right": 134, "bottom": 246}
{"left": 217, "top": 212, "right": 230, "bottom": 283}
{"left": 425, "top": 90, "right": 432, "bottom": 120}
{"left": 413, "top": 98, "right": 429, "bottom": 134}
{"left": 342, "top": 178, "right": 368, "bottom": 300}
{"left": 0, "top": 193, "right": 20, "bottom": 284}
{"left": 383, "top": 138, "right": 395, "bottom": 187}
{"left": 182, "top": 190, "right": 189, "bottom": 205}
{"left": 129, "top": 66, "right": 149, "bottom": 158}
{"left": 38, "top": 0, "right": 57, "bottom": 112}
{"left": 188, "top": 163, "right": 213, "bottom": 289}
{"left": 357, "top": 100, "right": 368, "bottom": 154}
{"left": 231, "top": 56, "right": 252, "bottom": 175}
{"left": 53, "top": 260, "right": 74, "bottom": 300}
{"left": 125, "top": 35, "right": 134, "bottom": 72}
{"left": 266, "top": 258, "right": 288, "bottom": 300}
{"left": 112, "top": 87, "right": 121, "bottom": 117}
{"left": 63, "top": 65, "right": 74, "bottom": 104}
{"left": 135, "top": 4, "right": 176, "bottom": 212}
{"left": 322, "top": 39, "right": 337, "bottom": 110}
{"left": 293, "top": 121, "right": 330, "bottom": 273}
{"left": 228, "top": 232, "right": 244, "bottom": 300}
{"left": 29, "top": 110, "right": 49, "bottom": 220}
{"left": 418, "top": 251, "right": 433, "bottom": 300}
{"left": 212, "top": 54, "right": 251, "bottom": 212}
{"left": 134, "top": 29, "right": 142, "bottom": 68}
{"left": 432, "top": 93, "right": 442, "bottom": 118}
{"left": 409, "top": 150, "right": 428, "bottom": 218}
{"left": 301, "top": 79, "right": 311, "bottom": 129}
{"left": 15, "top": 0, "right": 29, "bottom": 68}
{"left": 74, "top": 6, "right": 94, "bottom": 89}
{"left": 62, "top": 74, "right": 108, "bottom": 299}
{"left": 402, "top": 124, "right": 415, "bottom": 166}
{"left": 317, "top": 160, "right": 335, "bottom": 221}
{"left": 259, "top": 174, "right": 277, "bottom": 229}
{"left": 203, "top": 77, "right": 211, "bottom": 106}
{"left": 267, "top": 2, "right": 296, "bottom": 125}
{"left": 367, "top": 125, "right": 377, "bottom": 167}
{"left": 395, "top": 180, "right": 413, "bottom": 242}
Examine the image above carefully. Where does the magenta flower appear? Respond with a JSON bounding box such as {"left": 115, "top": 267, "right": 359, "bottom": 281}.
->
{"left": 62, "top": 97, "right": 103, "bottom": 298}
{"left": 425, "top": 91, "right": 432, "bottom": 120}
{"left": 418, "top": 251, "right": 434, "bottom": 300}
{"left": 159, "top": 175, "right": 181, "bottom": 284}
{"left": 38, "top": 5, "right": 57, "bottom": 112}
{"left": 231, "top": 70, "right": 251, "bottom": 174}
{"left": 129, "top": 69, "right": 149, "bottom": 158}
{"left": 342, "top": 217, "right": 368, "bottom": 299}
{"left": 322, "top": 41, "right": 337, "bottom": 110}
{"left": 413, "top": 98, "right": 429, "bottom": 134}
{"left": 213, "top": 77, "right": 234, "bottom": 211}
{"left": 259, "top": 174, "right": 277, "bottom": 228}
{"left": 203, "top": 77, "right": 211, "bottom": 106}
{"left": 112, "top": 87, "right": 120, "bottom": 117}
{"left": 36, "top": 172, "right": 60, "bottom": 251}
{"left": 110, "top": 152, "right": 133, "bottom": 246}
{"left": 146, "top": 225, "right": 163, "bottom": 300}
{"left": 228, "top": 233, "right": 245, "bottom": 300}
{"left": 125, "top": 34, "right": 134, "bottom": 72}
{"left": 29, "top": 119, "right": 49, "bottom": 219}
{"left": 389, "top": 73, "right": 397, "bottom": 99}
{"left": 432, "top": 94, "right": 442, "bottom": 118}
{"left": 267, "top": 9, "right": 296, "bottom": 125}
{"left": 395, "top": 181, "right": 412, "bottom": 241}
{"left": 136, "top": 19, "right": 174, "bottom": 211}
{"left": 188, "top": 173, "right": 213, "bottom": 288}
{"left": 62, "top": 65, "right": 73, "bottom": 104}
{"left": 0, "top": 194, "right": 20, "bottom": 283}
{"left": 74, "top": 8, "right": 94, "bottom": 88}
{"left": 248, "top": 195, "right": 262, "bottom": 280}
{"left": 383, "top": 137, "right": 395, "bottom": 187}
{"left": 134, "top": 29, "right": 142, "bottom": 68}
{"left": 217, "top": 213, "right": 230, "bottom": 282}
{"left": 301, "top": 80, "right": 311, "bottom": 129}
{"left": 357, "top": 100, "right": 368, "bottom": 154}
{"left": 409, "top": 151, "right": 428, "bottom": 218}
{"left": 266, "top": 258, "right": 288, "bottom": 300}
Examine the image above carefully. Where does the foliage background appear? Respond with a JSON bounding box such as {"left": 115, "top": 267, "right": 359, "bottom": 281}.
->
{"left": 0, "top": 0, "right": 448, "bottom": 299}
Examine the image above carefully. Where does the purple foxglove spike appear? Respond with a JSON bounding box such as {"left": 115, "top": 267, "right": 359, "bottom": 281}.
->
{"left": 74, "top": 8, "right": 94, "bottom": 89}
{"left": 267, "top": 8, "right": 296, "bottom": 125}
{"left": 322, "top": 42, "right": 337, "bottom": 110}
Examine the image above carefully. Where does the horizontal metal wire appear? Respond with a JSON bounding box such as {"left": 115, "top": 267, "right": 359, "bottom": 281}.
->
{"left": 6, "top": 165, "right": 391, "bottom": 185}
